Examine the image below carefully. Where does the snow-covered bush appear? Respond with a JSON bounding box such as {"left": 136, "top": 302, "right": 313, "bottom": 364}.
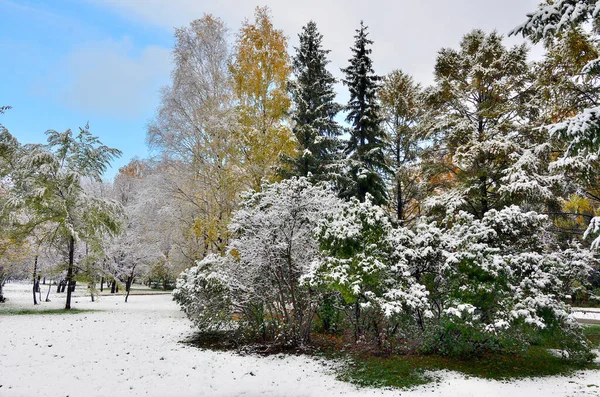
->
{"left": 427, "top": 207, "right": 586, "bottom": 357}
{"left": 306, "top": 196, "right": 430, "bottom": 346}
{"left": 309, "top": 201, "right": 594, "bottom": 359}
{"left": 173, "top": 254, "right": 234, "bottom": 332}
{"left": 550, "top": 243, "right": 597, "bottom": 302}
{"left": 174, "top": 177, "right": 343, "bottom": 346}
{"left": 175, "top": 176, "right": 593, "bottom": 358}
{"left": 435, "top": 207, "right": 593, "bottom": 359}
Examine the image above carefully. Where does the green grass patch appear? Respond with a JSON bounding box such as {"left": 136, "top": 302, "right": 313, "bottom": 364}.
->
{"left": 336, "top": 347, "right": 599, "bottom": 389}
{"left": 583, "top": 325, "right": 600, "bottom": 348}
{"left": 337, "top": 354, "right": 432, "bottom": 388}
{"left": 0, "top": 308, "right": 99, "bottom": 316}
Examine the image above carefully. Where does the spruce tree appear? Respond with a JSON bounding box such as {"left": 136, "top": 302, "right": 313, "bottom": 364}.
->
{"left": 287, "top": 21, "right": 342, "bottom": 181}
{"left": 340, "top": 21, "right": 389, "bottom": 205}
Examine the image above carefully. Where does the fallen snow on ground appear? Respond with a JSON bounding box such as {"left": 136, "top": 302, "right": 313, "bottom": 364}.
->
{"left": 573, "top": 308, "right": 600, "bottom": 322}
{"left": 1, "top": 282, "right": 599, "bottom": 397}
{"left": 574, "top": 308, "right": 600, "bottom": 313}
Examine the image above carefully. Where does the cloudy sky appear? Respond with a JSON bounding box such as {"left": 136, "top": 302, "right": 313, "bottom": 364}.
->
{"left": 0, "top": 0, "right": 542, "bottom": 178}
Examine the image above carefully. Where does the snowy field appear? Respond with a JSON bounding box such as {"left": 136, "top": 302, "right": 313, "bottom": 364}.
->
{"left": 1, "top": 282, "right": 600, "bottom": 397}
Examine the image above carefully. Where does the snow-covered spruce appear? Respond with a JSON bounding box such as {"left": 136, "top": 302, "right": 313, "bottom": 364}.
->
{"left": 510, "top": 0, "right": 600, "bottom": 42}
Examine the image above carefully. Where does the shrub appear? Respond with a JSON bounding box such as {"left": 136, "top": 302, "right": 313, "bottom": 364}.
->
{"left": 310, "top": 203, "right": 595, "bottom": 359}
{"left": 175, "top": 177, "right": 342, "bottom": 346}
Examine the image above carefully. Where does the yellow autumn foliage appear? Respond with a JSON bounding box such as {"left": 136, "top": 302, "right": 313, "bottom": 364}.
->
{"left": 556, "top": 194, "right": 598, "bottom": 231}
{"left": 230, "top": 6, "right": 296, "bottom": 190}
{"left": 0, "top": 237, "right": 31, "bottom": 281}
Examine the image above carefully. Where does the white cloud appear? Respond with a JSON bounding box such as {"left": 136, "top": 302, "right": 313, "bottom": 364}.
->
{"left": 91, "top": 0, "right": 543, "bottom": 89}
{"left": 55, "top": 37, "right": 172, "bottom": 119}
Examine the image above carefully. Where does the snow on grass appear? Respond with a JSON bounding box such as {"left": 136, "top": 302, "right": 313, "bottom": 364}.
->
{"left": 1, "top": 282, "right": 599, "bottom": 397}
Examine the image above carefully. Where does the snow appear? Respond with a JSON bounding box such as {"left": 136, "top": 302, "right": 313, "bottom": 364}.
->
{"left": 573, "top": 308, "right": 600, "bottom": 323}
{"left": 1, "top": 282, "right": 600, "bottom": 397}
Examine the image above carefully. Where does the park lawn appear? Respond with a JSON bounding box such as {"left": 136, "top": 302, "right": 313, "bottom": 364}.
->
{"left": 1, "top": 282, "right": 599, "bottom": 397}
{"left": 312, "top": 323, "right": 600, "bottom": 389}
{"left": 584, "top": 325, "right": 600, "bottom": 348}
{"left": 0, "top": 307, "right": 98, "bottom": 316}
{"left": 336, "top": 347, "right": 599, "bottom": 389}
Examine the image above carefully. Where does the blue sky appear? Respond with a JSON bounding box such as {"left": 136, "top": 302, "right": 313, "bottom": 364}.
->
{"left": 0, "top": 0, "right": 541, "bottom": 179}
{"left": 0, "top": 0, "right": 173, "bottom": 178}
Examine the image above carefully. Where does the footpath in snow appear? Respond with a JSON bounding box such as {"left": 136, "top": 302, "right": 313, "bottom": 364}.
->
{"left": 0, "top": 282, "right": 599, "bottom": 397}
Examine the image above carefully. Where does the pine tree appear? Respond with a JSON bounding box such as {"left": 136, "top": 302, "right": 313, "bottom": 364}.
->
{"left": 340, "top": 21, "right": 389, "bottom": 205}
{"left": 286, "top": 21, "right": 342, "bottom": 181}
{"left": 534, "top": 27, "right": 600, "bottom": 239}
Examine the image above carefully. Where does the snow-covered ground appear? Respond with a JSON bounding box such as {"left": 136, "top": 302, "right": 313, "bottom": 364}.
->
{"left": 1, "top": 282, "right": 600, "bottom": 397}
{"left": 573, "top": 308, "right": 600, "bottom": 324}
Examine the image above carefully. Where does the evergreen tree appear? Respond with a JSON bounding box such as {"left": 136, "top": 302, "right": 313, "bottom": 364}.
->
{"left": 340, "top": 21, "right": 389, "bottom": 205}
{"left": 287, "top": 21, "right": 342, "bottom": 181}
{"left": 514, "top": 3, "right": 600, "bottom": 246}
{"left": 379, "top": 70, "right": 424, "bottom": 224}
{"left": 534, "top": 27, "right": 600, "bottom": 240}
{"left": 422, "top": 30, "right": 553, "bottom": 219}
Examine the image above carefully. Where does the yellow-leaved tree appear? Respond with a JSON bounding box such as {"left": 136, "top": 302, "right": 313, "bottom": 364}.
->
{"left": 230, "top": 6, "right": 296, "bottom": 190}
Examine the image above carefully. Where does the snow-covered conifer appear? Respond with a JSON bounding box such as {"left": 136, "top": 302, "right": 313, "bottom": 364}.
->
{"left": 286, "top": 21, "right": 342, "bottom": 182}
{"left": 340, "top": 22, "right": 390, "bottom": 205}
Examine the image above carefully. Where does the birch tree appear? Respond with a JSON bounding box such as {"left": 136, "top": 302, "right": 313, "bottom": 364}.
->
{"left": 149, "top": 15, "right": 242, "bottom": 260}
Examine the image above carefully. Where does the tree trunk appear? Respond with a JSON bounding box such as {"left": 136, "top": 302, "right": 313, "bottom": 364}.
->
{"left": 32, "top": 255, "right": 39, "bottom": 305}
{"left": 396, "top": 177, "right": 403, "bottom": 224}
{"left": 45, "top": 282, "right": 51, "bottom": 302}
{"left": 65, "top": 236, "right": 75, "bottom": 310}
{"left": 37, "top": 277, "right": 42, "bottom": 302}
{"left": 480, "top": 175, "right": 488, "bottom": 217}
{"left": 395, "top": 139, "right": 404, "bottom": 224}
{"left": 100, "top": 276, "right": 104, "bottom": 292}
{"left": 125, "top": 276, "right": 133, "bottom": 303}
{"left": 89, "top": 280, "right": 95, "bottom": 302}
{"left": 0, "top": 279, "right": 5, "bottom": 303}
{"left": 111, "top": 280, "right": 116, "bottom": 294}
{"left": 354, "top": 301, "right": 361, "bottom": 342}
